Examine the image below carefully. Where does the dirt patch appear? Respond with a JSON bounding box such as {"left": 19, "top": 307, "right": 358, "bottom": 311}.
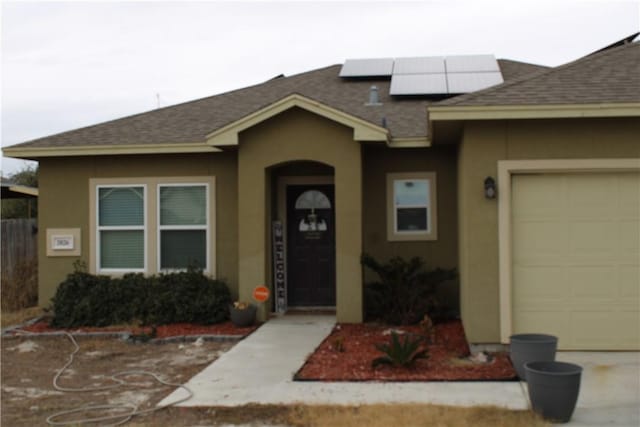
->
{"left": 295, "top": 321, "right": 517, "bottom": 381}
{"left": 1, "top": 335, "right": 233, "bottom": 426}
{"left": 6, "top": 339, "right": 40, "bottom": 353}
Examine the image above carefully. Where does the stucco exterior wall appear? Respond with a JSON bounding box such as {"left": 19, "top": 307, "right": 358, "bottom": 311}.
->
{"left": 459, "top": 117, "right": 640, "bottom": 343}
{"left": 37, "top": 152, "right": 238, "bottom": 305}
{"left": 362, "top": 144, "right": 459, "bottom": 309}
{"left": 238, "top": 107, "right": 363, "bottom": 322}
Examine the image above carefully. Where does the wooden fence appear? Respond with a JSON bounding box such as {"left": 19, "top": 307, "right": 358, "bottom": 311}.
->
{"left": 1, "top": 218, "right": 38, "bottom": 310}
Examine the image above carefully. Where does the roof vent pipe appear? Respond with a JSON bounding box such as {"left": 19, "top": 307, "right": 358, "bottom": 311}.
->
{"left": 366, "top": 85, "right": 382, "bottom": 106}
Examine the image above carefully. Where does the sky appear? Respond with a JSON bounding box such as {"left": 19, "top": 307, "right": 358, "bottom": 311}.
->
{"left": 1, "top": 0, "right": 639, "bottom": 175}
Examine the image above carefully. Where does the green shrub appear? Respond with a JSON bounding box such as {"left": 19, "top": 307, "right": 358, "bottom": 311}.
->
{"left": 51, "top": 271, "right": 110, "bottom": 328}
{"left": 361, "top": 253, "right": 457, "bottom": 325}
{"left": 50, "top": 265, "right": 231, "bottom": 327}
{"left": 149, "top": 269, "right": 231, "bottom": 325}
{"left": 372, "top": 332, "right": 428, "bottom": 368}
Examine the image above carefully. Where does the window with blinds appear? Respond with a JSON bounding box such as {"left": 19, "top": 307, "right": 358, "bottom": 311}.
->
{"left": 158, "top": 184, "right": 208, "bottom": 270}
{"left": 93, "top": 178, "right": 213, "bottom": 275}
{"left": 386, "top": 172, "right": 438, "bottom": 241}
{"left": 97, "top": 186, "right": 146, "bottom": 270}
{"left": 394, "top": 179, "right": 430, "bottom": 233}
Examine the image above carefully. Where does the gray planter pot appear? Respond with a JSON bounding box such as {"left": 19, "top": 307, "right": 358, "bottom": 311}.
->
{"left": 525, "top": 361, "right": 582, "bottom": 423}
{"left": 510, "top": 333, "right": 558, "bottom": 380}
{"left": 229, "top": 304, "right": 257, "bottom": 327}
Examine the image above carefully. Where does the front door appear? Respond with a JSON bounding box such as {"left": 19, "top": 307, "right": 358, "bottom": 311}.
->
{"left": 286, "top": 185, "right": 336, "bottom": 306}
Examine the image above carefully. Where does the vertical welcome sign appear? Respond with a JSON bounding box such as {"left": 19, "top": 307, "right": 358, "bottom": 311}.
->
{"left": 272, "top": 221, "right": 287, "bottom": 313}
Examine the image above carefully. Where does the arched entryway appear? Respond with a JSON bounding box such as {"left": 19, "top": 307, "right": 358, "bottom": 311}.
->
{"left": 237, "top": 107, "right": 364, "bottom": 322}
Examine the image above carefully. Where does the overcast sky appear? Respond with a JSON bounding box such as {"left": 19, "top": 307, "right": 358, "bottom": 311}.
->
{"left": 1, "top": 0, "right": 639, "bottom": 175}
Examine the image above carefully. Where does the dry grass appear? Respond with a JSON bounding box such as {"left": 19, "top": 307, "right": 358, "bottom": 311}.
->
{"left": 1, "top": 258, "right": 38, "bottom": 311}
{"left": 286, "top": 404, "right": 549, "bottom": 427}
{"left": 0, "top": 305, "right": 44, "bottom": 328}
{"left": 115, "top": 403, "right": 549, "bottom": 427}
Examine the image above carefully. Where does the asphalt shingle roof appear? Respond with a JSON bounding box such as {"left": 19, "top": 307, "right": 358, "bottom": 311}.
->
{"left": 9, "top": 59, "right": 548, "bottom": 150}
{"left": 436, "top": 42, "right": 640, "bottom": 107}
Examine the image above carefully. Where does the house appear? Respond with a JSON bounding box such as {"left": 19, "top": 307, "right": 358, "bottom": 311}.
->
{"left": 1, "top": 176, "right": 38, "bottom": 219}
{"left": 4, "top": 37, "right": 639, "bottom": 350}
{"left": 1, "top": 177, "right": 39, "bottom": 199}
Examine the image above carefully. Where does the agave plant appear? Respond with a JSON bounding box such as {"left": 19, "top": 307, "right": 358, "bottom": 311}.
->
{"left": 372, "top": 332, "right": 429, "bottom": 368}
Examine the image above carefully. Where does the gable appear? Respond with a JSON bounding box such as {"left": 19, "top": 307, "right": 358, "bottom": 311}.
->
{"left": 206, "top": 94, "right": 389, "bottom": 147}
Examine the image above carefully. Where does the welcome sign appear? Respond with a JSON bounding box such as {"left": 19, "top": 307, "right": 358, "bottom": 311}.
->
{"left": 272, "top": 221, "right": 287, "bottom": 313}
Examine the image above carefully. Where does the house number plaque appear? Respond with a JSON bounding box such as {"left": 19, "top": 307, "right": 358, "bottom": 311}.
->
{"left": 52, "top": 235, "right": 74, "bottom": 250}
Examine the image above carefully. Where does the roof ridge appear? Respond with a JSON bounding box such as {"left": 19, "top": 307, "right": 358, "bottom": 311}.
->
{"left": 496, "top": 58, "right": 550, "bottom": 68}
{"left": 434, "top": 41, "right": 639, "bottom": 107}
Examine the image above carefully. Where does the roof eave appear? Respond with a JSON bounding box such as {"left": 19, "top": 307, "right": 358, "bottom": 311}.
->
{"left": 2, "top": 142, "right": 221, "bottom": 160}
{"left": 387, "top": 136, "right": 430, "bottom": 148}
{"left": 6, "top": 185, "right": 39, "bottom": 197}
{"left": 428, "top": 103, "right": 640, "bottom": 121}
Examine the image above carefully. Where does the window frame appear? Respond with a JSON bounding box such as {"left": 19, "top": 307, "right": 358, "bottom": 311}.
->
{"left": 386, "top": 172, "right": 438, "bottom": 241}
{"left": 96, "top": 184, "right": 148, "bottom": 274}
{"left": 157, "top": 183, "right": 210, "bottom": 272}
{"left": 89, "top": 176, "right": 216, "bottom": 277}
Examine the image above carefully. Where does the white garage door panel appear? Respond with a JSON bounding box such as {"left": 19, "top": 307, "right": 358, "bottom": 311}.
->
{"left": 570, "top": 311, "right": 639, "bottom": 348}
{"left": 512, "top": 172, "right": 640, "bottom": 350}
{"left": 619, "top": 221, "right": 639, "bottom": 250}
{"left": 620, "top": 266, "right": 640, "bottom": 297}
{"left": 569, "top": 266, "right": 614, "bottom": 298}
{"left": 517, "top": 311, "right": 568, "bottom": 339}
{"left": 569, "top": 221, "right": 615, "bottom": 252}
{"left": 514, "top": 222, "right": 567, "bottom": 255}
{"left": 513, "top": 266, "right": 566, "bottom": 299}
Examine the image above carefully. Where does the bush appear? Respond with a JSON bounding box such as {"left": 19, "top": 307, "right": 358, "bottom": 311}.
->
{"left": 50, "top": 265, "right": 231, "bottom": 328}
{"left": 50, "top": 270, "right": 112, "bottom": 327}
{"left": 149, "top": 269, "right": 231, "bottom": 325}
{"left": 361, "top": 253, "right": 457, "bottom": 325}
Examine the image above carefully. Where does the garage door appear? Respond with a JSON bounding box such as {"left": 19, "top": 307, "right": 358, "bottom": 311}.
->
{"left": 512, "top": 172, "right": 639, "bottom": 350}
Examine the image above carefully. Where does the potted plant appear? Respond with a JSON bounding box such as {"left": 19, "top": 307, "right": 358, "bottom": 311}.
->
{"left": 229, "top": 301, "right": 256, "bottom": 327}
{"left": 525, "top": 360, "right": 583, "bottom": 423}
{"left": 509, "top": 333, "right": 557, "bottom": 380}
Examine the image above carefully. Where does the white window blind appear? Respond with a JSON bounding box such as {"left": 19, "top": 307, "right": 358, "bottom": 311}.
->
{"left": 98, "top": 186, "right": 145, "bottom": 270}
{"left": 394, "top": 179, "right": 430, "bottom": 232}
{"left": 159, "top": 185, "right": 208, "bottom": 270}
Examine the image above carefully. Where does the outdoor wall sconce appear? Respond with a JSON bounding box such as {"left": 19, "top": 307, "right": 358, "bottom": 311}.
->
{"left": 484, "top": 177, "right": 497, "bottom": 199}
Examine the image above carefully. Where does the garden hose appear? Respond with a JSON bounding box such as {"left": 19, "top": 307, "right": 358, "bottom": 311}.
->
{"left": 14, "top": 329, "right": 194, "bottom": 426}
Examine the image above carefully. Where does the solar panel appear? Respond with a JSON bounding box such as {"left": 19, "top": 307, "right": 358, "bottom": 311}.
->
{"left": 393, "top": 57, "right": 445, "bottom": 74}
{"left": 447, "top": 72, "right": 504, "bottom": 93}
{"left": 340, "top": 54, "right": 503, "bottom": 95}
{"left": 445, "top": 55, "right": 500, "bottom": 73}
{"left": 339, "top": 58, "right": 394, "bottom": 77}
{"left": 389, "top": 74, "right": 448, "bottom": 95}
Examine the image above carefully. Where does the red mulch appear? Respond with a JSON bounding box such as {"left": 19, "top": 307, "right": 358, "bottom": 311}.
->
{"left": 295, "top": 321, "right": 517, "bottom": 381}
{"left": 18, "top": 320, "right": 259, "bottom": 338}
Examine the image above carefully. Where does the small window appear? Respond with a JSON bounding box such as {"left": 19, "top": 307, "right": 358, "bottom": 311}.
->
{"left": 387, "top": 172, "right": 437, "bottom": 241}
{"left": 97, "top": 186, "right": 146, "bottom": 271}
{"left": 158, "top": 184, "right": 208, "bottom": 270}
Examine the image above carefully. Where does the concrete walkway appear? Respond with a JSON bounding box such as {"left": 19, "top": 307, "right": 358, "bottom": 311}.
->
{"left": 161, "top": 314, "right": 640, "bottom": 426}
{"left": 551, "top": 352, "right": 640, "bottom": 426}
{"left": 160, "top": 315, "right": 527, "bottom": 409}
